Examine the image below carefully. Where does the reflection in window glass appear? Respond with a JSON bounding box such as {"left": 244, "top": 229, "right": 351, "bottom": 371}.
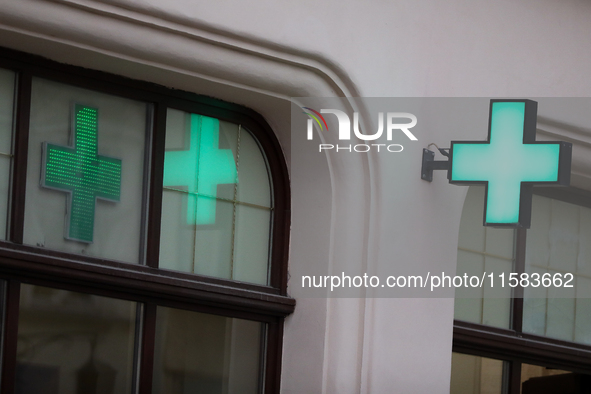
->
{"left": 450, "top": 352, "right": 505, "bottom": 394}
{"left": 16, "top": 284, "right": 138, "bottom": 394}
{"left": 0, "top": 68, "right": 15, "bottom": 240}
{"left": 0, "top": 279, "right": 5, "bottom": 387}
{"left": 152, "top": 306, "right": 264, "bottom": 394}
{"left": 521, "top": 363, "right": 573, "bottom": 393}
{"left": 23, "top": 78, "right": 148, "bottom": 264}
{"left": 454, "top": 186, "right": 515, "bottom": 329}
{"left": 159, "top": 109, "right": 272, "bottom": 285}
{"left": 524, "top": 195, "right": 591, "bottom": 345}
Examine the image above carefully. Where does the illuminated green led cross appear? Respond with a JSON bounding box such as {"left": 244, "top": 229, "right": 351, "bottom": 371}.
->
{"left": 163, "top": 114, "right": 237, "bottom": 225}
{"left": 450, "top": 100, "right": 571, "bottom": 228}
{"left": 42, "top": 104, "right": 122, "bottom": 243}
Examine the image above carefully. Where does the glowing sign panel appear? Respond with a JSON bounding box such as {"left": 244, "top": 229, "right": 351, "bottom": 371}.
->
{"left": 41, "top": 104, "right": 122, "bottom": 243}
{"left": 163, "top": 114, "right": 237, "bottom": 225}
{"left": 450, "top": 100, "right": 571, "bottom": 228}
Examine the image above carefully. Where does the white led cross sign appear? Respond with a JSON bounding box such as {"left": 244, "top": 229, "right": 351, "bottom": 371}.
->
{"left": 450, "top": 100, "right": 572, "bottom": 228}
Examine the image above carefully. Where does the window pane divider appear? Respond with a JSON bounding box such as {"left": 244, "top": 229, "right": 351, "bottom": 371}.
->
{"left": 10, "top": 70, "right": 31, "bottom": 244}
{"left": 0, "top": 242, "right": 294, "bottom": 316}
{"left": 507, "top": 360, "right": 521, "bottom": 394}
{"left": 1, "top": 280, "right": 20, "bottom": 394}
{"left": 453, "top": 320, "right": 591, "bottom": 374}
{"left": 162, "top": 187, "right": 273, "bottom": 211}
{"left": 264, "top": 319, "right": 283, "bottom": 394}
{"left": 229, "top": 124, "right": 241, "bottom": 280}
{"left": 511, "top": 228, "right": 526, "bottom": 334}
{"left": 138, "top": 303, "right": 156, "bottom": 394}
{"left": 457, "top": 246, "right": 515, "bottom": 262}
{"left": 145, "top": 103, "right": 167, "bottom": 269}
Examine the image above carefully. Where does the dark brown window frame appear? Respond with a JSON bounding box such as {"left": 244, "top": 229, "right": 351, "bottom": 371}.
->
{"left": 0, "top": 46, "right": 294, "bottom": 394}
{"left": 453, "top": 186, "right": 591, "bottom": 393}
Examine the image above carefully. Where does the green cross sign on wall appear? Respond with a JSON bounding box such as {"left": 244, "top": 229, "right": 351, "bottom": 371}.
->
{"left": 163, "top": 114, "right": 237, "bottom": 225}
{"left": 41, "top": 104, "right": 122, "bottom": 243}
{"left": 450, "top": 100, "right": 572, "bottom": 228}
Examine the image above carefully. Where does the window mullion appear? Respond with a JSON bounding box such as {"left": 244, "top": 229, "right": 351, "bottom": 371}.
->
{"left": 507, "top": 360, "right": 522, "bottom": 394}
{"left": 511, "top": 228, "right": 527, "bottom": 334}
{"left": 145, "top": 103, "right": 167, "bottom": 268}
{"left": 0, "top": 280, "right": 20, "bottom": 394}
{"left": 264, "top": 319, "right": 283, "bottom": 394}
{"left": 10, "top": 70, "right": 31, "bottom": 244}
{"left": 138, "top": 302, "right": 157, "bottom": 394}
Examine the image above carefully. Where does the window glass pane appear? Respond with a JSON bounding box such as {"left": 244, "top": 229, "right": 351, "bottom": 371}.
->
{"left": 0, "top": 279, "right": 5, "bottom": 384}
{"left": 454, "top": 250, "right": 484, "bottom": 323}
{"left": 24, "top": 78, "right": 148, "bottom": 264}
{"left": 454, "top": 186, "right": 515, "bottom": 328}
{"left": 16, "top": 283, "right": 138, "bottom": 394}
{"left": 450, "top": 352, "right": 505, "bottom": 394}
{"left": 152, "top": 306, "right": 264, "bottom": 394}
{"left": 234, "top": 130, "right": 271, "bottom": 208}
{"left": 0, "top": 68, "right": 15, "bottom": 240}
{"left": 160, "top": 109, "right": 272, "bottom": 285}
{"left": 524, "top": 195, "right": 591, "bottom": 344}
{"left": 233, "top": 205, "right": 270, "bottom": 284}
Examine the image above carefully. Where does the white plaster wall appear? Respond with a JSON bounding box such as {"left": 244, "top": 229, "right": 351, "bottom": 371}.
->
{"left": 1, "top": 1, "right": 591, "bottom": 393}
{"left": 48, "top": 0, "right": 591, "bottom": 97}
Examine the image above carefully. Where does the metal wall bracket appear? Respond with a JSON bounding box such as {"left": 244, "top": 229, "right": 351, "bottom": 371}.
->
{"left": 421, "top": 148, "right": 450, "bottom": 182}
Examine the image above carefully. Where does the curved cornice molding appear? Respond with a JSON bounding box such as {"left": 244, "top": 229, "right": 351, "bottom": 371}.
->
{"left": 64, "top": 0, "right": 363, "bottom": 97}
{"left": 0, "top": 0, "right": 361, "bottom": 100}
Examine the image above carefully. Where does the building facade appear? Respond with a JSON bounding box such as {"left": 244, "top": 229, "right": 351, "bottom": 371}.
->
{"left": 1, "top": 0, "right": 591, "bottom": 393}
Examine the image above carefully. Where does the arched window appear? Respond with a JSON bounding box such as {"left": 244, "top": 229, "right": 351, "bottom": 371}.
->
{"left": 159, "top": 110, "right": 273, "bottom": 285}
{"left": 451, "top": 186, "right": 591, "bottom": 394}
{"left": 0, "top": 47, "right": 292, "bottom": 394}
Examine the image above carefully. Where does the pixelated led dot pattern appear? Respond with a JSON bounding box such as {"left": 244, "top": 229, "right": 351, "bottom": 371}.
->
{"left": 43, "top": 104, "right": 122, "bottom": 243}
